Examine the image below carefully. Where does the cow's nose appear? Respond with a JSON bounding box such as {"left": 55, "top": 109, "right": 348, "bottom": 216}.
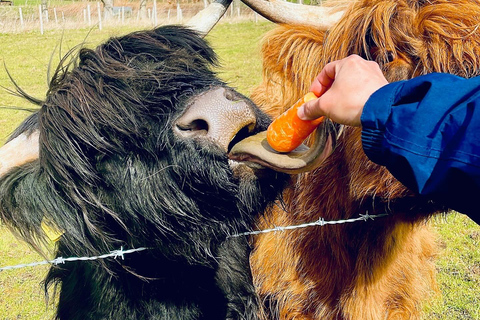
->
{"left": 175, "top": 87, "right": 257, "bottom": 152}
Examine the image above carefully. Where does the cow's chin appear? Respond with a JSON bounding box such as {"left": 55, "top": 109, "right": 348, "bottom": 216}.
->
{"left": 226, "top": 158, "right": 288, "bottom": 218}
{"left": 228, "top": 159, "right": 268, "bottom": 179}
{"left": 228, "top": 158, "right": 288, "bottom": 195}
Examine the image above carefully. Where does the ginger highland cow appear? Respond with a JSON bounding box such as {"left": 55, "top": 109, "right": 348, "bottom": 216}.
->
{"left": 248, "top": 0, "right": 480, "bottom": 319}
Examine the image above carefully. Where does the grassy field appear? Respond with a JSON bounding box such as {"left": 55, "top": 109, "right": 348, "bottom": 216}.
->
{"left": 0, "top": 21, "right": 479, "bottom": 320}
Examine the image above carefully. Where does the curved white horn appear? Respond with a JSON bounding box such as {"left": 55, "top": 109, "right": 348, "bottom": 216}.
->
{"left": 185, "top": 0, "right": 233, "bottom": 36}
{"left": 0, "top": 130, "right": 39, "bottom": 177}
{"left": 241, "top": 0, "right": 344, "bottom": 29}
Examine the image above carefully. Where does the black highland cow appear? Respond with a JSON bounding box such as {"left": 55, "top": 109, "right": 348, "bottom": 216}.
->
{"left": 0, "top": 26, "right": 291, "bottom": 320}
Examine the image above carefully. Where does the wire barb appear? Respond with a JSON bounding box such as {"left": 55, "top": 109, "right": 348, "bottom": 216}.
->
{"left": 360, "top": 211, "right": 374, "bottom": 221}
{"left": 316, "top": 217, "right": 326, "bottom": 226}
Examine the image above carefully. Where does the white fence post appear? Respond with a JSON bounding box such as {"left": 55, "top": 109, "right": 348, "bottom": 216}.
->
{"left": 54, "top": 7, "right": 58, "bottom": 25}
{"left": 97, "top": 2, "right": 103, "bottom": 30}
{"left": 19, "top": 7, "right": 24, "bottom": 28}
{"left": 176, "top": 2, "right": 182, "bottom": 22}
{"left": 38, "top": 5, "right": 44, "bottom": 34}
{"left": 153, "top": 0, "right": 158, "bottom": 26}
{"left": 87, "top": 5, "right": 92, "bottom": 25}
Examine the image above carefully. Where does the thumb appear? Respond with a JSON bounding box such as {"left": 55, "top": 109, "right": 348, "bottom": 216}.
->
{"left": 297, "top": 98, "right": 325, "bottom": 121}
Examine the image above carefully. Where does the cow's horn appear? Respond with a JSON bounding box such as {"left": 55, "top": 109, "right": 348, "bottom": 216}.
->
{"left": 240, "top": 0, "right": 344, "bottom": 29}
{"left": 0, "top": 130, "right": 39, "bottom": 177}
{"left": 185, "top": 0, "right": 233, "bottom": 36}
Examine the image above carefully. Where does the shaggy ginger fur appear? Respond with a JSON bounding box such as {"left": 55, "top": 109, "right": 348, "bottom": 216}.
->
{"left": 250, "top": 0, "right": 480, "bottom": 319}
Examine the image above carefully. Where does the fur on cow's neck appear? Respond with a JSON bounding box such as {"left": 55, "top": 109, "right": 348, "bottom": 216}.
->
{"left": 44, "top": 236, "right": 259, "bottom": 320}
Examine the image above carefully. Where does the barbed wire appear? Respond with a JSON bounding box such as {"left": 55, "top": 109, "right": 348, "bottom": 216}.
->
{"left": 0, "top": 246, "right": 148, "bottom": 272}
{"left": 227, "top": 212, "right": 389, "bottom": 238}
{"left": 0, "top": 213, "right": 389, "bottom": 272}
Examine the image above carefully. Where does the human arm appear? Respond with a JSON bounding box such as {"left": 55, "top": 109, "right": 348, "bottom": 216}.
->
{"left": 361, "top": 73, "right": 480, "bottom": 223}
{"left": 298, "top": 55, "right": 480, "bottom": 223}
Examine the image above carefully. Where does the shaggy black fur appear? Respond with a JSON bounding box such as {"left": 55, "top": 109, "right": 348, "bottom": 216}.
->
{"left": 0, "top": 26, "right": 288, "bottom": 320}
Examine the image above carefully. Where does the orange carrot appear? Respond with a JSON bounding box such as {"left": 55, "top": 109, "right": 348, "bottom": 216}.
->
{"left": 267, "top": 92, "right": 324, "bottom": 153}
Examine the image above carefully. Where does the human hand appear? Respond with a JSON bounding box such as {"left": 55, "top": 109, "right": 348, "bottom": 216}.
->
{"left": 297, "top": 55, "right": 389, "bottom": 127}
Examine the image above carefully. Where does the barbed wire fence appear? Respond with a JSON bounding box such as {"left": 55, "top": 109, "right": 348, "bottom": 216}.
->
{"left": 0, "top": 212, "right": 389, "bottom": 272}
{"left": 0, "top": 246, "right": 148, "bottom": 271}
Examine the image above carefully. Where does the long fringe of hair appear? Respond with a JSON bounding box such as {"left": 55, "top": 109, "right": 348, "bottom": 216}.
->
{"left": 253, "top": 0, "right": 480, "bottom": 117}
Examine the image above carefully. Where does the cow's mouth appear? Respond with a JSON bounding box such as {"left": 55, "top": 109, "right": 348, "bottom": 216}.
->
{"left": 228, "top": 120, "right": 343, "bottom": 174}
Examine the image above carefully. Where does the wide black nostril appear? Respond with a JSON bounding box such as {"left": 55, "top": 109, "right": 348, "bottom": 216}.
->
{"left": 228, "top": 125, "right": 254, "bottom": 153}
{"left": 177, "top": 119, "right": 209, "bottom": 133}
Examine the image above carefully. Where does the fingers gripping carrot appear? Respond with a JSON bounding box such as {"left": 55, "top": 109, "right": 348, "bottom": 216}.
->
{"left": 267, "top": 92, "right": 324, "bottom": 153}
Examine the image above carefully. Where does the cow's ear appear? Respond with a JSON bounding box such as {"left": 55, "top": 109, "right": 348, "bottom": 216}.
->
{"left": 0, "top": 130, "right": 39, "bottom": 177}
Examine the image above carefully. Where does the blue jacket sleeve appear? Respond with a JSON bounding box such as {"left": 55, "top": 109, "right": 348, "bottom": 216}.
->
{"left": 361, "top": 73, "right": 480, "bottom": 223}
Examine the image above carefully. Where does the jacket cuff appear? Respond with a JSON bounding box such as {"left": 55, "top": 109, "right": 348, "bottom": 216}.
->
{"left": 360, "top": 81, "right": 405, "bottom": 165}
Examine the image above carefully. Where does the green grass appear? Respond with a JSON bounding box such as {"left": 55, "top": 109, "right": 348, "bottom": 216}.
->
{"left": 11, "top": 0, "right": 74, "bottom": 6}
{"left": 0, "top": 21, "right": 479, "bottom": 320}
{"left": 426, "top": 214, "right": 480, "bottom": 319}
